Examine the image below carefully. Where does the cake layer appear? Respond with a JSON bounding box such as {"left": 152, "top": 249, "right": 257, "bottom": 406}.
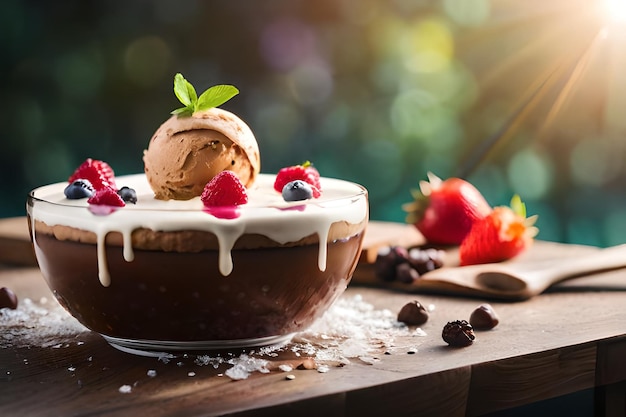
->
{"left": 28, "top": 173, "right": 368, "bottom": 286}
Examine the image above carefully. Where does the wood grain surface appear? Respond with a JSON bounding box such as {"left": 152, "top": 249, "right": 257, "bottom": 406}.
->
{"left": 2, "top": 264, "right": 626, "bottom": 416}
{"left": 2, "top": 218, "right": 626, "bottom": 416}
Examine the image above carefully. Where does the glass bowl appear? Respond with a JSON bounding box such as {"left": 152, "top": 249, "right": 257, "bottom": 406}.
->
{"left": 27, "top": 174, "right": 368, "bottom": 355}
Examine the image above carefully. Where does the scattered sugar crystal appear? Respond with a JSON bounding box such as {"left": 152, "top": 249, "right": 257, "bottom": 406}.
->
{"left": 358, "top": 356, "right": 379, "bottom": 365}
{"left": 257, "top": 346, "right": 281, "bottom": 357}
{"left": 194, "top": 355, "right": 223, "bottom": 369}
{"left": 316, "top": 365, "right": 330, "bottom": 373}
{"left": 412, "top": 328, "right": 427, "bottom": 337}
{"left": 224, "top": 355, "right": 270, "bottom": 380}
{"left": 338, "top": 339, "right": 371, "bottom": 358}
{"left": 157, "top": 353, "right": 175, "bottom": 364}
{"left": 4, "top": 292, "right": 425, "bottom": 382}
{"left": 118, "top": 385, "right": 132, "bottom": 394}
{"left": 292, "top": 294, "right": 418, "bottom": 365}
{"left": 187, "top": 372, "right": 196, "bottom": 377}
{"left": 146, "top": 370, "right": 157, "bottom": 378}
{"left": 68, "top": 366, "right": 76, "bottom": 372}
{"left": 225, "top": 367, "right": 250, "bottom": 380}
{"left": 292, "top": 343, "right": 316, "bottom": 356}
{"left": 0, "top": 297, "right": 89, "bottom": 348}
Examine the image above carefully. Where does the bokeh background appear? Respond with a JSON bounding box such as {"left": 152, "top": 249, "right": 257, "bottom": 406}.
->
{"left": 2, "top": 0, "right": 626, "bottom": 247}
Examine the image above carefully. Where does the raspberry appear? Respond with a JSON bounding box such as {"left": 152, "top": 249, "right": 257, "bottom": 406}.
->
{"left": 201, "top": 171, "right": 248, "bottom": 207}
{"left": 69, "top": 158, "right": 116, "bottom": 191}
{"left": 93, "top": 160, "right": 116, "bottom": 188}
{"left": 87, "top": 187, "right": 126, "bottom": 207}
{"left": 274, "top": 161, "right": 321, "bottom": 198}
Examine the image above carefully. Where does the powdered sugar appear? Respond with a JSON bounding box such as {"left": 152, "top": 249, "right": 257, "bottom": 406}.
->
{"left": 187, "top": 294, "right": 429, "bottom": 379}
{"left": 224, "top": 354, "right": 270, "bottom": 380}
{"left": 118, "top": 384, "right": 132, "bottom": 394}
{"left": 2, "top": 293, "right": 428, "bottom": 382}
{"left": 292, "top": 294, "right": 427, "bottom": 362}
{"left": 1, "top": 297, "right": 89, "bottom": 348}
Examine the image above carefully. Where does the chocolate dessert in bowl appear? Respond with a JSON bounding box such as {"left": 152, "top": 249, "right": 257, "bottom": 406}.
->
{"left": 27, "top": 75, "right": 368, "bottom": 355}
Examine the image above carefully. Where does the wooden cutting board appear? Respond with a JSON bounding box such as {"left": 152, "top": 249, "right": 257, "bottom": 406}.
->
{"left": 2, "top": 217, "right": 623, "bottom": 299}
{"left": 357, "top": 222, "right": 626, "bottom": 300}
{"left": 0, "top": 217, "right": 36, "bottom": 266}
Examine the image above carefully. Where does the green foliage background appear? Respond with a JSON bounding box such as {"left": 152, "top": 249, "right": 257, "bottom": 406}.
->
{"left": 3, "top": 0, "right": 626, "bottom": 247}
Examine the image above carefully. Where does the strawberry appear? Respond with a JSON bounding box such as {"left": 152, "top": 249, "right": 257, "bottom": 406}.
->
{"left": 87, "top": 187, "right": 126, "bottom": 207}
{"left": 201, "top": 171, "right": 248, "bottom": 207}
{"left": 274, "top": 161, "right": 321, "bottom": 198}
{"left": 459, "top": 195, "right": 538, "bottom": 266}
{"left": 403, "top": 172, "right": 492, "bottom": 245}
{"left": 69, "top": 158, "right": 117, "bottom": 191}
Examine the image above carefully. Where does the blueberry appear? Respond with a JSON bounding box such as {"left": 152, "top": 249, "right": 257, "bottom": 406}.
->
{"left": 64, "top": 179, "right": 94, "bottom": 199}
{"left": 282, "top": 180, "right": 313, "bottom": 202}
{"left": 117, "top": 186, "right": 137, "bottom": 204}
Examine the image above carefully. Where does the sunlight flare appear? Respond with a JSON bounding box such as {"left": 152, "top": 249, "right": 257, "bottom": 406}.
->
{"left": 602, "top": 0, "right": 626, "bottom": 23}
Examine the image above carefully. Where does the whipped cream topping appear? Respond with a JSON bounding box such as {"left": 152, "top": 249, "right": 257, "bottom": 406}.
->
{"left": 28, "top": 174, "right": 368, "bottom": 287}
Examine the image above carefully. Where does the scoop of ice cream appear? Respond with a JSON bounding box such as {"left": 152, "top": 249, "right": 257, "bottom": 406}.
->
{"left": 143, "top": 107, "right": 260, "bottom": 200}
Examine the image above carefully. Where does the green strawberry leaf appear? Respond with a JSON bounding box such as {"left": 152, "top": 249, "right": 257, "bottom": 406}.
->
{"left": 196, "top": 85, "right": 239, "bottom": 112}
{"left": 510, "top": 194, "right": 526, "bottom": 218}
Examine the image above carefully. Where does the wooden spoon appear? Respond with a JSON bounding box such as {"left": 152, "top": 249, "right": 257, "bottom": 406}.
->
{"left": 418, "top": 244, "right": 626, "bottom": 300}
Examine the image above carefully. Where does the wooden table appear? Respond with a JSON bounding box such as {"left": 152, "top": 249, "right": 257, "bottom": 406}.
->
{"left": 1, "top": 218, "right": 626, "bottom": 416}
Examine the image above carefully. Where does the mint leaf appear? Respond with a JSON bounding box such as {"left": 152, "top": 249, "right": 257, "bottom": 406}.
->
{"left": 171, "top": 73, "right": 239, "bottom": 117}
{"left": 173, "top": 73, "right": 197, "bottom": 107}
{"left": 171, "top": 106, "right": 192, "bottom": 116}
{"left": 197, "top": 85, "right": 239, "bottom": 111}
